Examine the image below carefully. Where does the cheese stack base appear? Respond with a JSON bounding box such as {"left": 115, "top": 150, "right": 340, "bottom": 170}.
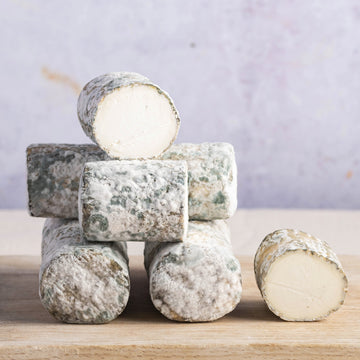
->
{"left": 144, "top": 220, "right": 242, "bottom": 322}
{"left": 40, "top": 219, "right": 130, "bottom": 324}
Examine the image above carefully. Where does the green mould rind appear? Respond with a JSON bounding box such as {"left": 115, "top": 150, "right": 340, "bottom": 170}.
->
{"left": 77, "top": 72, "right": 180, "bottom": 159}
{"left": 253, "top": 229, "right": 349, "bottom": 321}
{"left": 161, "top": 142, "right": 237, "bottom": 220}
{"left": 39, "top": 218, "right": 130, "bottom": 324}
{"left": 27, "top": 142, "right": 237, "bottom": 220}
{"left": 26, "top": 144, "right": 108, "bottom": 218}
{"left": 144, "top": 220, "right": 242, "bottom": 322}
{"left": 79, "top": 160, "right": 188, "bottom": 242}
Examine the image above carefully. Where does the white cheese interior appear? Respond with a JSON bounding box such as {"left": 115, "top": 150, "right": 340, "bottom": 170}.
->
{"left": 93, "top": 85, "right": 178, "bottom": 159}
{"left": 264, "top": 251, "right": 345, "bottom": 321}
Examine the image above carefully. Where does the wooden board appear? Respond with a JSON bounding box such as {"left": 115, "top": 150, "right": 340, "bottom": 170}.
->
{"left": 0, "top": 255, "right": 359, "bottom": 359}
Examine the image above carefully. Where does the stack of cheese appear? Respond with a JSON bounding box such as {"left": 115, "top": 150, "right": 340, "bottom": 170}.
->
{"left": 27, "top": 72, "right": 242, "bottom": 324}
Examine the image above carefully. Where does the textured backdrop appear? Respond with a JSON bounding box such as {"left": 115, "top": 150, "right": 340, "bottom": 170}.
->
{"left": 1, "top": 0, "right": 359, "bottom": 209}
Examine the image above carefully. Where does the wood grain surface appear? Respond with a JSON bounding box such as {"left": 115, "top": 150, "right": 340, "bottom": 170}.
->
{"left": 0, "top": 255, "right": 359, "bottom": 359}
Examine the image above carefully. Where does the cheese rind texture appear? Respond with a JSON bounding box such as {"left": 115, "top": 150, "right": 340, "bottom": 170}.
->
{"left": 27, "top": 144, "right": 108, "bottom": 218}
{"left": 144, "top": 220, "right": 242, "bottom": 322}
{"left": 27, "top": 142, "right": 237, "bottom": 220}
{"left": 77, "top": 72, "right": 180, "bottom": 159}
{"left": 79, "top": 160, "right": 188, "bottom": 242}
{"left": 40, "top": 218, "right": 130, "bottom": 324}
{"left": 161, "top": 142, "right": 237, "bottom": 220}
{"left": 254, "top": 229, "right": 348, "bottom": 321}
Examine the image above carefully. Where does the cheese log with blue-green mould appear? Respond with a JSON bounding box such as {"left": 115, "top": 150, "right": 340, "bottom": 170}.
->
{"left": 160, "top": 142, "right": 237, "bottom": 220}
{"left": 77, "top": 72, "right": 180, "bottom": 160}
{"left": 144, "top": 220, "right": 242, "bottom": 322}
{"left": 79, "top": 160, "right": 188, "bottom": 242}
{"left": 27, "top": 142, "right": 236, "bottom": 220}
{"left": 27, "top": 144, "right": 108, "bottom": 218}
{"left": 39, "top": 218, "right": 130, "bottom": 324}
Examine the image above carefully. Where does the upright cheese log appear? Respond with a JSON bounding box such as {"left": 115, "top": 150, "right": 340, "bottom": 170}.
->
{"left": 27, "top": 144, "right": 108, "bottom": 218}
{"left": 79, "top": 160, "right": 188, "bottom": 242}
{"left": 254, "top": 229, "right": 348, "bottom": 321}
{"left": 40, "top": 218, "right": 130, "bottom": 324}
{"left": 144, "top": 220, "right": 242, "bottom": 322}
{"left": 77, "top": 72, "right": 180, "bottom": 159}
{"left": 161, "top": 142, "right": 237, "bottom": 220}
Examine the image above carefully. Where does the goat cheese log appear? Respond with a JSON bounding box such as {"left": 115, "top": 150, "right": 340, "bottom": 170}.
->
{"left": 144, "top": 220, "right": 242, "bottom": 322}
{"left": 27, "top": 142, "right": 235, "bottom": 220}
{"left": 77, "top": 72, "right": 180, "bottom": 159}
{"left": 40, "top": 218, "right": 130, "bottom": 324}
{"left": 27, "top": 144, "right": 108, "bottom": 218}
{"left": 254, "top": 229, "right": 348, "bottom": 321}
{"left": 161, "top": 142, "right": 237, "bottom": 220}
{"left": 79, "top": 160, "right": 188, "bottom": 242}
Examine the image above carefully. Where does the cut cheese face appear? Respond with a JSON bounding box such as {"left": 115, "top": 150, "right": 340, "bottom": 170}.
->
{"left": 263, "top": 250, "right": 346, "bottom": 321}
{"left": 93, "top": 85, "right": 179, "bottom": 159}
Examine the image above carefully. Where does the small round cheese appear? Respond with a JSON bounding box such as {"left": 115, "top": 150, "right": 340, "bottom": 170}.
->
{"left": 77, "top": 72, "right": 180, "bottom": 159}
{"left": 254, "top": 229, "right": 348, "bottom": 321}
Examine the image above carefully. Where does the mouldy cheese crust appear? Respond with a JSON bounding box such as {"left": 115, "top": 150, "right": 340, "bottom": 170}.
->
{"left": 27, "top": 142, "right": 236, "bottom": 220}
{"left": 79, "top": 160, "right": 188, "bottom": 242}
{"left": 40, "top": 219, "right": 130, "bottom": 324}
{"left": 144, "top": 220, "right": 242, "bottom": 322}
{"left": 161, "top": 142, "right": 237, "bottom": 220}
{"left": 77, "top": 72, "right": 180, "bottom": 159}
{"left": 254, "top": 229, "right": 348, "bottom": 321}
{"left": 27, "top": 144, "right": 108, "bottom": 218}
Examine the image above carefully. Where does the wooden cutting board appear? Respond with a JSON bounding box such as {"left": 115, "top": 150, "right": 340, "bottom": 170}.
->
{"left": 0, "top": 255, "right": 359, "bottom": 359}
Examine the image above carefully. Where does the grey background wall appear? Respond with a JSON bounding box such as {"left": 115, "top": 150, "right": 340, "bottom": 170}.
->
{"left": 1, "top": 0, "right": 359, "bottom": 209}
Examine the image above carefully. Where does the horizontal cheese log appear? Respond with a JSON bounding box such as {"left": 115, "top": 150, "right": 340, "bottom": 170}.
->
{"left": 254, "top": 229, "right": 348, "bottom": 321}
{"left": 27, "top": 144, "right": 108, "bottom": 218}
{"left": 79, "top": 160, "right": 188, "bottom": 242}
{"left": 77, "top": 72, "right": 180, "bottom": 159}
{"left": 160, "top": 142, "right": 237, "bottom": 220}
{"left": 40, "top": 219, "right": 130, "bottom": 324}
{"left": 27, "top": 142, "right": 236, "bottom": 220}
{"left": 144, "top": 220, "right": 242, "bottom": 322}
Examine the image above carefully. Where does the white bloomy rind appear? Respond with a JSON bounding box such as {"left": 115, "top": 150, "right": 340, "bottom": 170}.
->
{"left": 254, "top": 229, "right": 348, "bottom": 321}
{"left": 144, "top": 220, "right": 242, "bottom": 322}
{"left": 77, "top": 72, "right": 180, "bottom": 159}
{"left": 40, "top": 219, "right": 130, "bottom": 324}
{"left": 79, "top": 160, "right": 188, "bottom": 242}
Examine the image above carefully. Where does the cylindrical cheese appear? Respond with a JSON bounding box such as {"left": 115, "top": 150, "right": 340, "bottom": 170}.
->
{"left": 77, "top": 72, "right": 180, "bottom": 159}
{"left": 39, "top": 219, "right": 130, "bottom": 324}
{"left": 161, "top": 142, "right": 237, "bottom": 220}
{"left": 27, "top": 144, "right": 108, "bottom": 218}
{"left": 27, "top": 142, "right": 236, "bottom": 220}
{"left": 144, "top": 220, "right": 242, "bottom": 322}
{"left": 79, "top": 160, "right": 188, "bottom": 242}
{"left": 254, "top": 229, "right": 348, "bottom": 321}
